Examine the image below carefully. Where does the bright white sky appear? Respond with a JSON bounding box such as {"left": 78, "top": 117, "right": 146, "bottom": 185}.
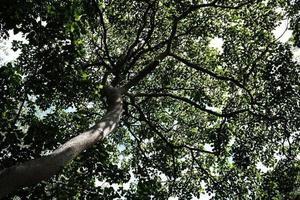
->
{"left": 273, "top": 19, "right": 293, "bottom": 42}
{"left": 0, "top": 30, "right": 24, "bottom": 65}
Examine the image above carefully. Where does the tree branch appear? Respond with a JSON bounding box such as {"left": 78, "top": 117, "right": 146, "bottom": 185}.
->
{"left": 111, "top": 2, "right": 157, "bottom": 86}
{"left": 190, "top": 150, "right": 217, "bottom": 185}
{"left": 174, "top": 144, "right": 216, "bottom": 155}
{"left": 121, "top": 52, "right": 168, "bottom": 91}
{"left": 212, "top": 0, "right": 255, "bottom": 9}
{"left": 93, "top": 0, "right": 114, "bottom": 67}
{"left": 170, "top": 53, "right": 254, "bottom": 103}
{"left": 115, "top": 2, "right": 155, "bottom": 70}
{"left": 129, "top": 96, "right": 218, "bottom": 155}
{"left": 119, "top": 1, "right": 221, "bottom": 90}
{"left": 0, "top": 87, "right": 123, "bottom": 198}
{"left": 133, "top": 92, "right": 248, "bottom": 118}
{"left": 82, "top": 60, "right": 111, "bottom": 71}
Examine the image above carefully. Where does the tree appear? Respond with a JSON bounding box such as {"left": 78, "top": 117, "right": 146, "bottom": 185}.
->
{"left": 0, "top": 0, "right": 299, "bottom": 199}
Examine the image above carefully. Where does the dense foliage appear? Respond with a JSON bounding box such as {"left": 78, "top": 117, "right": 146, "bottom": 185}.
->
{"left": 0, "top": 0, "right": 299, "bottom": 199}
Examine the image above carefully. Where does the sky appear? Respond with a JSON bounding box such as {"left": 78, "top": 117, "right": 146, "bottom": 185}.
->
{"left": 0, "top": 30, "right": 25, "bottom": 65}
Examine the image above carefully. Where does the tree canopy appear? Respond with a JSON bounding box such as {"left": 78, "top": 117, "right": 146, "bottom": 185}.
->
{"left": 0, "top": 0, "right": 299, "bottom": 199}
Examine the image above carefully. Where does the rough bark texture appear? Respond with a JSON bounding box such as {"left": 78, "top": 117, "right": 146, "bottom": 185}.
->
{"left": 0, "top": 87, "right": 123, "bottom": 198}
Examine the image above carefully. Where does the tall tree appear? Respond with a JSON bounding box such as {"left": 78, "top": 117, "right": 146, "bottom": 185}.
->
{"left": 0, "top": 0, "right": 299, "bottom": 199}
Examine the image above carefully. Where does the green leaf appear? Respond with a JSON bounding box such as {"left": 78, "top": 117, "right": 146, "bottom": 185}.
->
{"left": 80, "top": 70, "right": 89, "bottom": 80}
{"left": 74, "top": 14, "right": 82, "bottom": 22}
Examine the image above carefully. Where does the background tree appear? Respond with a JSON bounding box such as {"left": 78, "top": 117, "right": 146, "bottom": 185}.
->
{"left": 0, "top": 0, "right": 299, "bottom": 199}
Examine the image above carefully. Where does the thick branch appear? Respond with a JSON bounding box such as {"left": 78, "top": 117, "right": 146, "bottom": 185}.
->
{"left": 174, "top": 144, "right": 216, "bottom": 155}
{"left": 170, "top": 53, "right": 245, "bottom": 88}
{"left": 133, "top": 92, "right": 248, "bottom": 118}
{"left": 115, "top": 2, "right": 154, "bottom": 69}
{"left": 0, "top": 87, "right": 123, "bottom": 198}
{"left": 121, "top": 52, "right": 168, "bottom": 91}
{"left": 187, "top": 0, "right": 253, "bottom": 11}
{"left": 212, "top": 0, "right": 254, "bottom": 9}
{"left": 130, "top": 97, "right": 216, "bottom": 155}
{"left": 111, "top": 3, "right": 157, "bottom": 86}
{"left": 170, "top": 53, "right": 254, "bottom": 103}
{"left": 120, "top": 0, "right": 220, "bottom": 90}
{"left": 82, "top": 61, "right": 111, "bottom": 71}
{"left": 93, "top": 0, "right": 114, "bottom": 67}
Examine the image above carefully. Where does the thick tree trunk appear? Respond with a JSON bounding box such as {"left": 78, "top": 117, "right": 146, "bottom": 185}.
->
{"left": 0, "top": 87, "right": 123, "bottom": 198}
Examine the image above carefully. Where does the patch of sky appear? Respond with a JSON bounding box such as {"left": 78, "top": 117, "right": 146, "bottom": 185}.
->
{"left": 203, "top": 143, "right": 213, "bottom": 152}
{"left": 36, "top": 16, "right": 47, "bottom": 27}
{"left": 272, "top": 19, "right": 292, "bottom": 43}
{"left": 0, "top": 30, "right": 26, "bottom": 65}
{"left": 208, "top": 37, "right": 224, "bottom": 54}
{"left": 64, "top": 105, "right": 77, "bottom": 113}
{"left": 34, "top": 105, "right": 55, "bottom": 119}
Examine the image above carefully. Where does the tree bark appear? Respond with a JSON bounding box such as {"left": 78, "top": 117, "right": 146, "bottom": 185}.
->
{"left": 0, "top": 87, "right": 123, "bottom": 198}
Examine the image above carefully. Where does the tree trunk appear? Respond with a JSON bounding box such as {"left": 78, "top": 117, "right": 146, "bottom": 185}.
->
{"left": 0, "top": 87, "right": 123, "bottom": 198}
